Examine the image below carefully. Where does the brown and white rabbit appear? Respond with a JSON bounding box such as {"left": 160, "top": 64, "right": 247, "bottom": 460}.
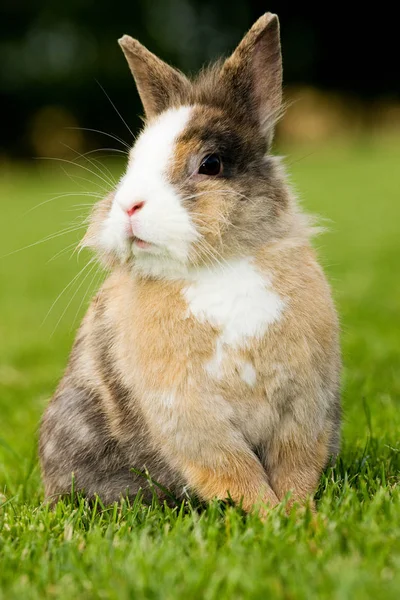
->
{"left": 39, "top": 13, "right": 341, "bottom": 513}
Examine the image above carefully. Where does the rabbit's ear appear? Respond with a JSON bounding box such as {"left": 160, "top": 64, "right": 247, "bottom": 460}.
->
{"left": 220, "top": 13, "right": 282, "bottom": 139}
{"left": 119, "top": 35, "right": 191, "bottom": 119}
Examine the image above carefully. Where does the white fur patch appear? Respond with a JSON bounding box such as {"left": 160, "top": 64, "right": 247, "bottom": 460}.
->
{"left": 184, "top": 258, "right": 285, "bottom": 378}
{"left": 99, "top": 106, "right": 198, "bottom": 277}
{"left": 158, "top": 392, "right": 177, "bottom": 408}
{"left": 240, "top": 362, "right": 257, "bottom": 387}
{"left": 205, "top": 338, "right": 225, "bottom": 378}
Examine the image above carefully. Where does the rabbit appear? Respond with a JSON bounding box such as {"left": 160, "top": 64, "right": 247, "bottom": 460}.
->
{"left": 39, "top": 12, "right": 341, "bottom": 513}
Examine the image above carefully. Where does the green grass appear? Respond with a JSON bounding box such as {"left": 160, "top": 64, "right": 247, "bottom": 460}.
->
{"left": 1, "top": 139, "right": 400, "bottom": 599}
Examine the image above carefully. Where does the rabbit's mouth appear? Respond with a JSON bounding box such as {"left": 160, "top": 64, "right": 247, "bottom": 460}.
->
{"left": 132, "top": 235, "right": 152, "bottom": 250}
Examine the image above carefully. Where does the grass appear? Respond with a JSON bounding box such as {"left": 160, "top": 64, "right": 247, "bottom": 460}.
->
{"left": 1, "top": 138, "right": 400, "bottom": 599}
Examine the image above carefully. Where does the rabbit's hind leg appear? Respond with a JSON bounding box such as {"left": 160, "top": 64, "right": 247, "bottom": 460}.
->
{"left": 39, "top": 387, "right": 139, "bottom": 504}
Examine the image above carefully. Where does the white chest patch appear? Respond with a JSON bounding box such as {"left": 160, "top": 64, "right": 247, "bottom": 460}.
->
{"left": 239, "top": 361, "right": 257, "bottom": 387}
{"left": 184, "top": 258, "right": 285, "bottom": 379}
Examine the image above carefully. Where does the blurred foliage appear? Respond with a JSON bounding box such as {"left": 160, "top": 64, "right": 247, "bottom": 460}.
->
{"left": 0, "top": 1, "right": 398, "bottom": 157}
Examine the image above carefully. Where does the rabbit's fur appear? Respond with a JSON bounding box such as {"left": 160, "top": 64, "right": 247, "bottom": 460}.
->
{"left": 40, "top": 13, "right": 341, "bottom": 512}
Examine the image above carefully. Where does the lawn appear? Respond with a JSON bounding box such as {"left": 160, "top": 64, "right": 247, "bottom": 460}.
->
{"left": 0, "top": 138, "right": 399, "bottom": 599}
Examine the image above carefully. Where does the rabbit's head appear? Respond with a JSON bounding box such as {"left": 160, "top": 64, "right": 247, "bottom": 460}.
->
{"left": 84, "top": 13, "right": 292, "bottom": 279}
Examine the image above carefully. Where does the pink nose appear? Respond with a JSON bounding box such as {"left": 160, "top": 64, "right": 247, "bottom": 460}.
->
{"left": 127, "top": 201, "right": 145, "bottom": 217}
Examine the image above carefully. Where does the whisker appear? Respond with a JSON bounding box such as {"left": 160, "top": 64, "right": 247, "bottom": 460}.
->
{"left": 189, "top": 244, "right": 209, "bottom": 272}
{"left": 96, "top": 80, "right": 135, "bottom": 140}
{"left": 195, "top": 237, "right": 218, "bottom": 263}
{"left": 66, "top": 127, "right": 131, "bottom": 150}
{"left": 190, "top": 211, "right": 232, "bottom": 228}
{"left": 59, "top": 166, "right": 109, "bottom": 195}
{"left": 64, "top": 203, "right": 101, "bottom": 213}
{"left": 181, "top": 189, "right": 253, "bottom": 203}
{"left": 42, "top": 258, "right": 95, "bottom": 325}
{"left": 2, "top": 225, "right": 86, "bottom": 259}
{"left": 69, "top": 264, "right": 105, "bottom": 332}
{"left": 24, "top": 191, "right": 102, "bottom": 215}
{"left": 197, "top": 236, "right": 234, "bottom": 273}
{"left": 50, "top": 260, "right": 98, "bottom": 337}
{"left": 77, "top": 147, "right": 128, "bottom": 158}
{"left": 191, "top": 219, "right": 221, "bottom": 238}
{"left": 285, "top": 151, "right": 317, "bottom": 168}
{"left": 180, "top": 190, "right": 231, "bottom": 202}
{"left": 71, "top": 146, "right": 118, "bottom": 188}
{"left": 36, "top": 157, "right": 114, "bottom": 193}
{"left": 60, "top": 142, "right": 117, "bottom": 189}
{"left": 47, "top": 242, "right": 78, "bottom": 264}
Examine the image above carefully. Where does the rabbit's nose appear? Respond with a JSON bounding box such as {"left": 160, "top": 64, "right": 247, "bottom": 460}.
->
{"left": 127, "top": 201, "right": 145, "bottom": 217}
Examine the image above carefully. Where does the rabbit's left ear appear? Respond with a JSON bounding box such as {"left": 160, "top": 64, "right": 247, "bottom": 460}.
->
{"left": 220, "top": 13, "right": 282, "bottom": 139}
{"left": 119, "top": 35, "right": 191, "bottom": 120}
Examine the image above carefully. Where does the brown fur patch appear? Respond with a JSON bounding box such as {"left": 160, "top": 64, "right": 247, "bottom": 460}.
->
{"left": 267, "top": 428, "right": 332, "bottom": 511}
{"left": 184, "top": 455, "right": 279, "bottom": 513}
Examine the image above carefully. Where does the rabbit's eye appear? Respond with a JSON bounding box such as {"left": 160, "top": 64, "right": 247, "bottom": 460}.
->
{"left": 199, "top": 154, "right": 221, "bottom": 176}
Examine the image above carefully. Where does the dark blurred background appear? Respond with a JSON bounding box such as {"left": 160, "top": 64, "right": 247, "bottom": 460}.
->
{"left": 1, "top": 1, "right": 399, "bottom": 158}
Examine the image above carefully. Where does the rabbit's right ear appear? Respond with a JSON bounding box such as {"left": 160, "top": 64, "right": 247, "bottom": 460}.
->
{"left": 119, "top": 36, "right": 191, "bottom": 120}
{"left": 219, "top": 13, "right": 282, "bottom": 141}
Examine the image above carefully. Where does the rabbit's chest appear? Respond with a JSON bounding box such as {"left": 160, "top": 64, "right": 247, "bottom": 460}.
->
{"left": 130, "top": 258, "right": 285, "bottom": 401}
{"left": 125, "top": 259, "right": 289, "bottom": 453}
{"left": 182, "top": 258, "right": 285, "bottom": 381}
